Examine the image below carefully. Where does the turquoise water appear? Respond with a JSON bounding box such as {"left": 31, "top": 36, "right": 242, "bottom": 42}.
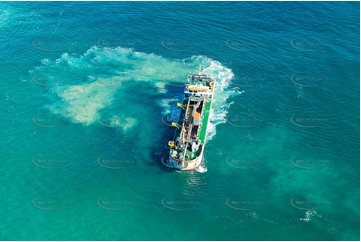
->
{"left": 0, "top": 1, "right": 359, "bottom": 240}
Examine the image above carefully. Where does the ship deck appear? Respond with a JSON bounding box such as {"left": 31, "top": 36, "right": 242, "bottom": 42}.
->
{"left": 172, "top": 97, "right": 212, "bottom": 145}
{"left": 167, "top": 71, "right": 214, "bottom": 169}
{"left": 198, "top": 101, "right": 211, "bottom": 143}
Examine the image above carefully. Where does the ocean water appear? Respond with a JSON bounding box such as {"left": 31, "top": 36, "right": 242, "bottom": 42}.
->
{"left": 0, "top": 1, "right": 359, "bottom": 240}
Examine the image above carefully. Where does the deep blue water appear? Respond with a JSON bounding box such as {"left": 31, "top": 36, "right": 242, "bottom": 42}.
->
{"left": 0, "top": 1, "right": 359, "bottom": 240}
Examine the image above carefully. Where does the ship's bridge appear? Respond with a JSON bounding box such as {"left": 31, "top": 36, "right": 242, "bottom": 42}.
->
{"left": 185, "top": 74, "right": 214, "bottom": 97}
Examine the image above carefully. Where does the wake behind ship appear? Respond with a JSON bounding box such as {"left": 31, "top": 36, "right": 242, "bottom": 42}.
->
{"left": 164, "top": 66, "right": 215, "bottom": 171}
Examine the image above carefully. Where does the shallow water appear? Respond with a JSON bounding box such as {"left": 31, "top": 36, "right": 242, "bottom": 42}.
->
{"left": 0, "top": 2, "right": 359, "bottom": 240}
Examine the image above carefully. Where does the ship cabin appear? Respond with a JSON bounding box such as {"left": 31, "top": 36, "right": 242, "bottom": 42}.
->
{"left": 185, "top": 74, "right": 214, "bottom": 99}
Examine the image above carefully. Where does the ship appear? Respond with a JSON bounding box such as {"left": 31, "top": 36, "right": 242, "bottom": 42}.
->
{"left": 164, "top": 66, "right": 215, "bottom": 171}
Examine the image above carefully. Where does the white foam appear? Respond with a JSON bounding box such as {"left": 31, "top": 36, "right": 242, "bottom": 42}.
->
{"left": 158, "top": 97, "right": 183, "bottom": 125}
{"left": 196, "top": 164, "right": 208, "bottom": 173}
{"left": 109, "top": 114, "right": 137, "bottom": 131}
{"left": 159, "top": 57, "right": 239, "bottom": 142}
{"left": 36, "top": 46, "right": 188, "bottom": 125}
{"left": 201, "top": 60, "right": 237, "bottom": 141}
{"left": 300, "top": 210, "right": 319, "bottom": 222}
{"left": 49, "top": 80, "right": 116, "bottom": 125}
{"left": 36, "top": 46, "right": 238, "bottom": 136}
{"left": 154, "top": 82, "right": 167, "bottom": 94}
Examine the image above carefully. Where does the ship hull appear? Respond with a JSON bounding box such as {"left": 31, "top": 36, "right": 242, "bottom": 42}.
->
{"left": 167, "top": 145, "right": 204, "bottom": 171}
{"left": 165, "top": 68, "right": 214, "bottom": 171}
